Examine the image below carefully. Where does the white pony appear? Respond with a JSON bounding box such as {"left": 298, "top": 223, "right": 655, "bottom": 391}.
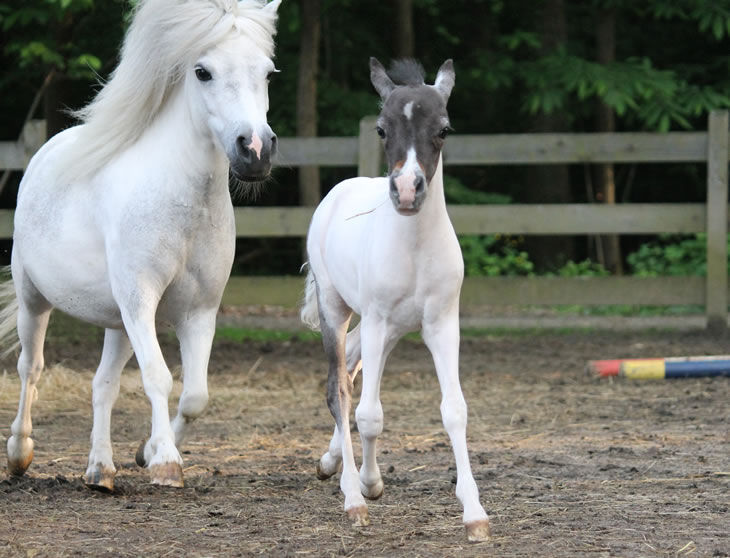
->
{"left": 1, "top": 0, "right": 281, "bottom": 490}
{"left": 300, "top": 58, "right": 490, "bottom": 541}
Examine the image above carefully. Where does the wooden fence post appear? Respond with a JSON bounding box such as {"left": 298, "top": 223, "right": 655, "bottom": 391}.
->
{"left": 357, "top": 115, "right": 382, "bottom": 177}
{"left": 705, "top": 110, "right": 729, "bottom": 331}
{"left": 21, "top": 120, "right": 46, "bottom": 169}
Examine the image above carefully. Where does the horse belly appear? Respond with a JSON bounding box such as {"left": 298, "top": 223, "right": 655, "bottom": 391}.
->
{"left": 17, "top": 235, "right": 122, "bottom": 328}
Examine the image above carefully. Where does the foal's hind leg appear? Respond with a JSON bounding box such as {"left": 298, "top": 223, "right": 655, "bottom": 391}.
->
{"left": 86, "top": 328, "right": 133, "bottom": 491}
{"left": 7, "top": 283, "right": 51, "bottom": 477}
{"left": 422, "top": 313, "right": 490, "bottom": 542}
{"left": 317, "top": 291, "right": 369, "bottom": 526}
{"left": 317, "top": 323, "right": 362, "bottom": 480}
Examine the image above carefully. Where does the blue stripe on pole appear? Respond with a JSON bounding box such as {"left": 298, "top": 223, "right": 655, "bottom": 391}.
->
{"left": 664, "top": 360, "right": 730, "bottom": 378}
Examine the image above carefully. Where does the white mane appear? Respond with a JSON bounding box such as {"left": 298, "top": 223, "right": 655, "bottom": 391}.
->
{"left": 60, "top": 0, "right": 279, "bottom": 183}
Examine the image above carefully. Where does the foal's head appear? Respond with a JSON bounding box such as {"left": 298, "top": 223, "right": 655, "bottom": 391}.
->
{"left": 370, "top": 58, "right": 455, "bottom": 215}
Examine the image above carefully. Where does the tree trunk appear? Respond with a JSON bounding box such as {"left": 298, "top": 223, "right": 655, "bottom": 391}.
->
{"left": 392, "top": 0, "right": 414, "bottom": 59}
{"left": 595, "top": 6, "right": 623, "bottom": 274}
{"left": 296, "top": 0, "right": 321, "bottom": 207}
{"left": 524, "top": 0, "right": 575, "bottom": 271}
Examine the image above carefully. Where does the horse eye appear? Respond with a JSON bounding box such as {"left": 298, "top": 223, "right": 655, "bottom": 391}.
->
{"left": 376, "top": 126, "right": 386, "bottom": 139}
{"left": 195, "top": 67, "right": 212, "bottom": 82}
{"left": 437, "top": 127, "right": 450, "bottom": 139}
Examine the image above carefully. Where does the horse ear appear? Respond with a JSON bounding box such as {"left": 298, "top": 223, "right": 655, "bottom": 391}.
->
{"left": 370, "top": 57, "right": 395, "bottom": 100}
{"left": 262, "top": 0, "right": 282, "bottom": 15}
{"left": 434, "top": 59, "right": 455, "bottom": 101}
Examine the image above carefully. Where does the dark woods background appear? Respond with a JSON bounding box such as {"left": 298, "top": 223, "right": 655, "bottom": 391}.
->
{"left": 2, "top": 0, "right": 730, "bottom": 276}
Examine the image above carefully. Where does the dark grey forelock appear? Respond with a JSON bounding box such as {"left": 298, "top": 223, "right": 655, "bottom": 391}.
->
{"left": 387, "top": 59, "right": 425, "bottom": 86}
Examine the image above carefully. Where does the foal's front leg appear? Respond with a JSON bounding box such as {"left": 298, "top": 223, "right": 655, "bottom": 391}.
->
{"left": 355, "top": 317, "right": 395, "bottom": 500}
{"left": 422, "top": 313, "right": 490, "bottom": 542}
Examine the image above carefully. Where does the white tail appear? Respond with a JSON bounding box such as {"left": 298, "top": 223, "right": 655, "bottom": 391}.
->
{"left": 0, "top": 271, "right": 19, "bottom": 356}
{"left": 299, "top": 263, "right": 320, "bottom": 330}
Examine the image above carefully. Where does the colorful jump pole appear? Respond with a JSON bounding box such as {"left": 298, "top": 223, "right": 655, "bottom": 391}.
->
{"left": 589, "top": 356, "right": 730, "bottom": 379}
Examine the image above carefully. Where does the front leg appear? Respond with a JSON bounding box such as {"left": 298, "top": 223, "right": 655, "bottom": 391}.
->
{"left": 86, "top": 328, "right": 133, "bottom": 491}
{"left": 170, "top": 310, "right": 217, "bottom": 446}
{"left": 422, "top": 312, "right": 490, "bottom": 542}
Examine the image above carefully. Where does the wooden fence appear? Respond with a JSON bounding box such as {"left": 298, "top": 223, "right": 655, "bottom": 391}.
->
{"left": 1, "top": 112, "right": 729, "bottom": 328}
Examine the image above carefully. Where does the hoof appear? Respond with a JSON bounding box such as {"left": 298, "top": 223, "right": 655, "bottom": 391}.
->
{"left": 135, "top": 441, "right": 147, "bottom": 468}
{"left": 465, "top": 519, "right": 491, "bottom": 542}
{"left": 315, "top": 463, "right": 332, "bottom": 480}
{"left": 346, "top": 505, "right": 370, "bottom": 527}
{"left": 361, "top": 478, "right": 384, "bottom": 500}
{"left": 316, "top": 461, "right": 336, "bottom": 480}
{"left": 7, "top": 437, "right": 34, "bottom": 477}
{"left": 149, "top": 462, "right": 184, "bottom": 488}
{"left": 85, "top": 466, "right": 116, "bottom": 492}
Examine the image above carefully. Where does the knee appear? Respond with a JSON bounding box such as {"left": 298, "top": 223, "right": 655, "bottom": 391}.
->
{"left": 355, "top": 402, "right": 383, "bottom": 438}
{"left": 18, "top": 352, "right": 44, "bottom": 384}
{"left": 441, "top": 395, "right": 467, "bottom": 433}
{"left": 180, "top": 390, "right": 209, "bottom": 419}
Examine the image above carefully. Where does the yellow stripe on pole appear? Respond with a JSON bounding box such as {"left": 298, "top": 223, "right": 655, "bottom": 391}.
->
{"left": 621, "top": 360, "right": 666, "bottom": 379}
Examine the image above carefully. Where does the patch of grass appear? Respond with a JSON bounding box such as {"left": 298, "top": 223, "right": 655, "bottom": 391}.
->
{"left": 214, "top": 326, "right": 321, "bottom": 343}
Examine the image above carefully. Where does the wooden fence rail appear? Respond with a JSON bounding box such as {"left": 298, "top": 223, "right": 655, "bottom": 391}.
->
{"left": 1, "top": 112, "right": 728, "bottom": 328}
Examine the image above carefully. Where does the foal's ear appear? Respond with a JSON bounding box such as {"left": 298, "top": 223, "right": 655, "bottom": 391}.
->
{"left": 370, "top": 57, "right": 396, "bottom": 100}
{"left": 433, "top": 59, "right": 455, "bottom": 101}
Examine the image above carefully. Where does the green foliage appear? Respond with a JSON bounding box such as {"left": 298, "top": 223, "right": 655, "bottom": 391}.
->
{"left": 460, "top": 234, "right": 535, "bottom": 277}
{"left": 553, "top": 260, "right": 610, "bottom": 277}
{"left": 626, "top": 234, "right": 721, "bottom": 276}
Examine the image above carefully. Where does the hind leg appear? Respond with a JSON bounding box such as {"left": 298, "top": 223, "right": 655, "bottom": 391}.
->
{"left": 7, "top": 279, "right": 51, "bottom": 477}
{"left": 317, "top": 323, "right": 362, "bottom": 479}
{"left": 85, "top": 328, "right": 133, "bottom": 491}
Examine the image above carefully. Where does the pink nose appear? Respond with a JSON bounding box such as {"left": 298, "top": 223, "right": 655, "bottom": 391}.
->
{"left": 394, "top": 173, "right": 417, "bottom": 208}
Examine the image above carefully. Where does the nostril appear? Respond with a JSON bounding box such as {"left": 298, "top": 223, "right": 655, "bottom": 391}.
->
{"left": 415, "top": 176, "right": 425, "bottom": 193}
{"left": 270, "top": 134, "right": 278, "bottom": 154}
{"left": 236, "top": 136, "right": 248, "bottom": 154}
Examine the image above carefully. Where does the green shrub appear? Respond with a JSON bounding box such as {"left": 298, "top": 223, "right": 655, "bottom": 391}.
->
{"left": 626, "top": 234, "right": 728, "bottom": 276}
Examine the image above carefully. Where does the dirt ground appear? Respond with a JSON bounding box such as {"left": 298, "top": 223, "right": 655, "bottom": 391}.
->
{"left": 0, "top": 318, "right": 729, "bottom": 557}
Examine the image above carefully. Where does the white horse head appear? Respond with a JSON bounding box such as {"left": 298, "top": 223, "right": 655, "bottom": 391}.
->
{"left": 62, "top": 0, "right": 282, "bottom": 184}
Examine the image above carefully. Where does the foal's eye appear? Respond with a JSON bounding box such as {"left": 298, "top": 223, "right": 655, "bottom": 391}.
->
{"left": 195, "top": 67, "right": 212, "bottom": 82}
{"left": 376, "top": 126, "right": 386, "bottom": 139}
{"left": 437, "top": 127, "right": 450, "bottom": 139}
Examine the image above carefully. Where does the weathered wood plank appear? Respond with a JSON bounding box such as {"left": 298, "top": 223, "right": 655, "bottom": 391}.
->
{"left": 276, "top": 137, "right": 358, "bottom": 167}
{"left": 233, "top": 206, "right": 314, "bottom": 237}
{"left": 222, "top": 275, "right": 708, "bottom": 309}
{"left": 705, "top": 110, "right": 729, "bottom": 330}
{"left": 357, "top": 115, "right": 383, "bottom": 177}
{"left": 0, "top": 142, "right": 26, "bottom": 171}
{"left": 0, "top": 204, "right": 713, "bottom": 239}
{"left": 443, "top": 132, "right": 708, "bottom": 165}
{"left": 460, "top": 276, "right": 706, "bottom": 306}
{"left": 447, "top": 204, "right": 706, "bottom": 235}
